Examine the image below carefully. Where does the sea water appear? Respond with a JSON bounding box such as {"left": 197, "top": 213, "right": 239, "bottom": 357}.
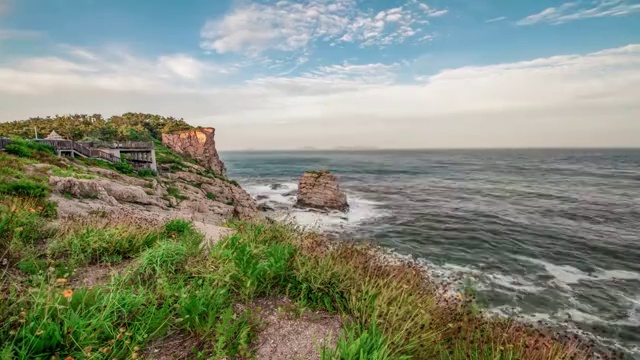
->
{"left": 221, "top": 149, "right": 640, "bottom": 355}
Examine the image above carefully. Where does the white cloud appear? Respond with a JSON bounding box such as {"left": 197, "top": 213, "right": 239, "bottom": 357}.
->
{"left": 200, "top": 0, "right": 447, "bottom": 54}
{"left": 485, "top": 16, "right": 507, "bottom": 23}
{"left": 517, "top": 0, "right": 640, "bottom": 25}
{"left": 0, "top": 47, "right": 230, "bottom": 93}
{"left": 0, "top": 45, "right": 639, "bottom": 150}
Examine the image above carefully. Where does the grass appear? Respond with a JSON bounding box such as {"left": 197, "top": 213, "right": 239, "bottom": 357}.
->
{"left": 167, "top": 186, "right": 188, "bottom": 201}
{"left": 0, "top": 201, "right": 602, "bottom": 359}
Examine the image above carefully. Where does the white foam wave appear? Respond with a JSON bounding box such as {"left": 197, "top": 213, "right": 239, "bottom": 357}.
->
{"left": 515, "top": 256, "right": 640, "bottom": 285}
{"left": 245, "top": 182, "right": 388, "bottom": 231}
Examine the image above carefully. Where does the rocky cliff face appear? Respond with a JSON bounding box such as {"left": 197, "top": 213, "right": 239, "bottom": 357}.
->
{"left": 296, "top": 170, "right": 349, "bottom": 211}
{"left": 162, "top": 128, "right": 227, "bottom": 176}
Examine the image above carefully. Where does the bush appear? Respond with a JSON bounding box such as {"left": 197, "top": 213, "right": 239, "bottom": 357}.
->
{"left": 137, "top": 169, "right": 157, "bottom": 177}
{"left": 4, "top": 144, "right": 32, "bottom": 157}
{"left": 4, "top": 139, "right": 56, "bottom": 158}
{"left": 206, "top": 192, "right": 217, "bottom": 200}
{"left": 112, "top": 160, "right": 134, "bottom": 175}
{"left": 0, "top": 180, "right": 49, "bottom": 198}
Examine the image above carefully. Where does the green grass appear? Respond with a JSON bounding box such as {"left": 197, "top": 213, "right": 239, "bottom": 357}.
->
{"left": 1, "top": 212, "right": 597, "bottom": 359}
{"left": 0, "top": 180, "right": 49, "bottom": 198}
{"left": 167, "top": 186, "right": 188, "bottom": 201}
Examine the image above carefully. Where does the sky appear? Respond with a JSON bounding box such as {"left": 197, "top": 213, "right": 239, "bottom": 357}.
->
{"left": 0, "top": 0, "right": 639, "bottom": 150}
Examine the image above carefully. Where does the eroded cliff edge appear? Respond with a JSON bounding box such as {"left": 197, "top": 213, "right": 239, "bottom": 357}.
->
{"left": 162, "top": 127, "right": 227, "bottom": 177}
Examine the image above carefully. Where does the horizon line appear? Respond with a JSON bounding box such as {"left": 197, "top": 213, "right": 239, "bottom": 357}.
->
{"left": 220, "top": 146, "right": 640, "bottom": 152}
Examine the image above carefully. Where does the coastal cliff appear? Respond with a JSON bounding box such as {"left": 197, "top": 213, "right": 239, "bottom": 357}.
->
{"left": 162, "top": 127, "right": 227, "bottom": 176}
{"left": 0, "top": 114, "right": 603, "bottom": 360}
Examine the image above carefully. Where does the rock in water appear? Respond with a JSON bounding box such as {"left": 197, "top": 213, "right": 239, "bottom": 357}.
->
{"left": 162, "top": 127, "right": 227, "bottom": 176}
{"left": 296, "top": 170, "right": 349, "bottom": 211}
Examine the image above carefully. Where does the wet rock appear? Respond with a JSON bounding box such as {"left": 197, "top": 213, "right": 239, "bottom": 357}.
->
{"left": 296, "top": 170, "right": 349, "bottom": 212}
{"left": 270, "top": 183, "right": 288, "bottom": 190}
{"left": 257, "top": 203, "right": 275, "bottom": 212}
{"left": 282, "top": 190, "right": 297, "bottom": 197}
{"left": 256, "top": 195, "right": 269, "bottom": 200}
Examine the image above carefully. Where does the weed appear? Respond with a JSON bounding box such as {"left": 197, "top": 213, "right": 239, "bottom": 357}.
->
{"left": 48, "top": 224, "right": 160, "bottom": 267}
{"left": 0, "top": 180, "right": 49, "bottom": 198}
{"left": 167, "top": 186, "right": 188, "bottom": 201}
{"left": 164, "top": 219, "right": 193, "bottom": 235}
{"left": 137, "top": 169, "right": 157, "bottom": 177}
{"left": 206, "top": 192, "right": 217, "bottom": 200}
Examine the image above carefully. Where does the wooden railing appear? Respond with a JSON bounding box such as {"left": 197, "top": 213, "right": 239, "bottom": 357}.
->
{"left": 0, "top": 138, "right": 123, "bottom": 164}
{"left": 78, "top": 141, "right": 154, "bottom": 150}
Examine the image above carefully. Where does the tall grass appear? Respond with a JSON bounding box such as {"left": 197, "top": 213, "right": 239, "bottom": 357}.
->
{"left": 1, "top": 215, "right": 603, "bottom": 359}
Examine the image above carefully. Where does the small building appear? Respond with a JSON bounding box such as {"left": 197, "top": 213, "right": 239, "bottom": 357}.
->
{"left": 45, "top": 130, "right": 65, "bottom": 140}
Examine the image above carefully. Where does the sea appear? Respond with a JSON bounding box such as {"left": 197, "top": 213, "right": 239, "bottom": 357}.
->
{"left": 221, "top": 149, "right": 640, "bottom": 356}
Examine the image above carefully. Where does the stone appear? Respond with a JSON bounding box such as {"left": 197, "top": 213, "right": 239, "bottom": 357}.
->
{"left": 282, "top": 190, "right": 297, "bottom": 197}
{"left": 296, "top": 170, "right": 349, "bottom": 212}
{"left": 257, "top": 203, "right": 275, "bottom": 212}
{"left": 162, "top": 127, "right": 226, "bottom": 176}
{"left": 270, "top": 183, "right": 287, "bottom": 190}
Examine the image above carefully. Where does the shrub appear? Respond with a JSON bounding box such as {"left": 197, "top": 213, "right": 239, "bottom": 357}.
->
{"left": 4, "top": 139, "right": 56, "bottom": 157}
{"left": 206, "top": 192, "right": 217, "bottom": 200}
{"left": 0, "top": 180, "right": 49, "bottom": 198}
{"left": 4, "top": 144, "right": 32, "bottom": 157}
{"left": 137, "top": 169, "right": 157, "bottom": 177}
{"left": 112, "top": 160, "right": 134, "bottom": 175}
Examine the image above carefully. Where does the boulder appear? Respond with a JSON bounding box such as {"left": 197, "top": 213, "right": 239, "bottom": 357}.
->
{"left": 296, "top": 170, "right": 349, "bottom": 212}
{"left": 162, "top": 127, "right": 226, "bottom": 176}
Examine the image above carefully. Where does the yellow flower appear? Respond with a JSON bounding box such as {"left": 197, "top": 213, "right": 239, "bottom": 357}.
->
{"left": 62, "top": 289, "right": 73, "bottom": 299}
{"left": 131, "top": 353, "right": 139, "bottom": 359}
{"left": 457, "top": 293, "right": 463, "bottom": 300}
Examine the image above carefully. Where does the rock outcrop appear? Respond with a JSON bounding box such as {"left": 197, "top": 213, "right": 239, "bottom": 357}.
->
{"left": 296, "top": 170, "right": 349, "bottom": 211}
{"left": 44, "top": 162, "right": 258, "bottom": 225}
{"left": 162, "top": 128, "right": 226, "bottom": 176}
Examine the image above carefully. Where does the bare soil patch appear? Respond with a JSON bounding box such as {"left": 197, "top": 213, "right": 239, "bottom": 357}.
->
{"left": 142, "top": 331, "right": 201, "bottom": 360}
{"left": 251, "top": 297, "right": 343, "bottom": 360}
{"left": 68, "top": 260, "right": 132, "bottom": 288}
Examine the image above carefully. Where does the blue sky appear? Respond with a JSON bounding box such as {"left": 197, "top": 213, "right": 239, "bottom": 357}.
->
{"left": 1, "top": 0, "right": 639, "bottom": 149}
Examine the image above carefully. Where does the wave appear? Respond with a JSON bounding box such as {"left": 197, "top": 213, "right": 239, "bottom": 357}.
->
{"left": 514, "top": 256, "right": 640, "bottom": 285}
{"left": 244, "top": 182, "right": 389, "bottom": 231}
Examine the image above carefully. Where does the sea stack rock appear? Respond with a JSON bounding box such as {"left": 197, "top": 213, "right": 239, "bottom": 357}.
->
{"left": 162, "top": 127, "right": 226, "bottom": 176}
{"left": 296, "top": 170, "right": 349, "bottom": 211}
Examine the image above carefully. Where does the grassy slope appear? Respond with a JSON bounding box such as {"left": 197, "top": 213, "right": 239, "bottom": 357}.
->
{"left": 0, "top": 151, "right": 598, "bottom": 359}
